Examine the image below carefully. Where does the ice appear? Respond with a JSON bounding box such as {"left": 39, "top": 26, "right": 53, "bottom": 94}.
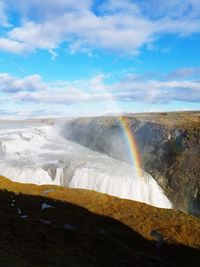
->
{"left": 17, "top": 208, "right": 22, "bottom": 214}
{"left": 21, "top": 215, "right": 28, "bottom": 219}
{"left": 41, "top": 203, "right": 55, "bottom": 210}
{"left": 39, "top": 219, "right": 51, "bottom": 224}
{"left": 43, "top": 189, "right": 55, "bottom": 195}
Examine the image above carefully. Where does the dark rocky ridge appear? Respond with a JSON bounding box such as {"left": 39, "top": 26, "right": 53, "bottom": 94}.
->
{"left": 63, "top": 111, "right": 200, "bottom": 215}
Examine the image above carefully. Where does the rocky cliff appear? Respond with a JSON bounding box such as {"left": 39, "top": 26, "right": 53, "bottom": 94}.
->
{"left": 63, "top": 111, "right": 200, "bottom": 215}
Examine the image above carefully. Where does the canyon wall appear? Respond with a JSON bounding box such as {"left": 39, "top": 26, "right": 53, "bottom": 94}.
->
{"left": 63, "top": 112, "right": 200, "bottom": 215}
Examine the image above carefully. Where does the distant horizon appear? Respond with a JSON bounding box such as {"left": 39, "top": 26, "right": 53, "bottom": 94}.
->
{"left": 0, "top": 0, "right": 200, "bottom": 118}
{"left": 0, "top": 109, "right": 199, "bottom": 121}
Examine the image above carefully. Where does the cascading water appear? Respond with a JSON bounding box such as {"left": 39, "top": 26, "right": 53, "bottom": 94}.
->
{"left": 0, "top": 120, "right": 172, "bottom": 209}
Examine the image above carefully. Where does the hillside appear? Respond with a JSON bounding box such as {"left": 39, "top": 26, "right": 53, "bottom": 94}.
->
{"left": 0, "top": 175, "right": 199, "bottom": 266}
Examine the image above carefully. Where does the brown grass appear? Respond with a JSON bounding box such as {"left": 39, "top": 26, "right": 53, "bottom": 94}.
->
{"left": 0, "top": 175, "right": 200, "bottom": 266}
{"left": 0, "top": 175, "right": 199, "bottom": 248}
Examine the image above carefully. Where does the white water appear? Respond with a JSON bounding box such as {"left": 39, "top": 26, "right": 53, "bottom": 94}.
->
{"left": 0, "top": 120, "right": 172, "bottom": 209}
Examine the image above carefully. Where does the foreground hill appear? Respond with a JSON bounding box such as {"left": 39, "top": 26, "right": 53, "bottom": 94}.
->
{"left": 0, "top": 176, "right": 199, "bottom": 266}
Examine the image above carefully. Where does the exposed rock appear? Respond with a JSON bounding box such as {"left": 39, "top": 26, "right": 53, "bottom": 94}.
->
{"left": 64, "top": 111, "right": 200, "bottom": 215}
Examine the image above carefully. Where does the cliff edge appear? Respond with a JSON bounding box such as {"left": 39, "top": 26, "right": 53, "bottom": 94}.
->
{"left": 64, "top": 111, "right": 200, "bottom": 215}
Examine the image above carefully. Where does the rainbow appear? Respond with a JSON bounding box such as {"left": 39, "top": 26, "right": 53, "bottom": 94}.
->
{"left": 119, "top": 116, "right": 143, "bottom": 177}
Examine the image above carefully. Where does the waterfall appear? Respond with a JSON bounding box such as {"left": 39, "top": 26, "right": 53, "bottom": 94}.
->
{"left": 0, "top": 121, "right": 172, "bottom": 209}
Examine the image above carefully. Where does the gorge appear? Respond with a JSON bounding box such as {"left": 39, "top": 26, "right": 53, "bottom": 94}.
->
{"left": 0, "top": 111, "right": 199, "bottom": 214}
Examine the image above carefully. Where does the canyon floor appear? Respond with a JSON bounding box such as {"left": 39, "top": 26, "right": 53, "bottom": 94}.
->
{"left": 0, "top": 176, "right": 199, "bottom": 267}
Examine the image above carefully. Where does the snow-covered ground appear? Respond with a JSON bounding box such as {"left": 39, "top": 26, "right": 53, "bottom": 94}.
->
{"left": 0, "top": 120, "right": 172, "bottom": 209}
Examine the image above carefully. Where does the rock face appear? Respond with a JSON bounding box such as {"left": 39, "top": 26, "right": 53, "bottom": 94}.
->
{"left": 63, "top": 112, "right": 200, "bottom": 215}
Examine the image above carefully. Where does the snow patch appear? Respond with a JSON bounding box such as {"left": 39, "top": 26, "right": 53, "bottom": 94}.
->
{"left": 17, "top": 208, "right": 22, "bottom": 214}
{"left": 41, "top": 203, "right": 55, "bottom": 210}
{"left": 39, "top": 219, "right": 51, "bottom": 224}
{"left": 21, "top": 215, "right": 28, "bottom": 219}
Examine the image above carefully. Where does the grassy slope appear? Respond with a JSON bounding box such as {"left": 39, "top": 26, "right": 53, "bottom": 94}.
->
{"left": 76, "top": 111, "right": 200, "bottom": 129}
{"left": 0, "top": 175, "right": 199, "bottom": 266}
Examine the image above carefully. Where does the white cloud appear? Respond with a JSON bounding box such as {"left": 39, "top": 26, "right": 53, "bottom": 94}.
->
{"left": 0, "top": 0, "right": 9, "bottom": 27}
{"left": 0, "top": 73, "right": 45, "bottom": 93}
{"left": 6, "top": 11, "right": 154, "bottom": 55}
{"left": 0, "top": 38, "right": 27, "bottom": 53}
{"left": 0, "top": 71, "right": 199, "bottom": 107}
{"left": 8, "top": 0, "right": 92, "bottom": 21}
{"left": 0, "top": 0, "right": 200, "bottom": 55}
{"left": 167, "top": 67, "right": 200, "bottom": 80}
{"left": 0, "top": 69, "right": 199, "bottom": 118}
{"left": 140, "top": 0, "right": 200, "bottom": 20}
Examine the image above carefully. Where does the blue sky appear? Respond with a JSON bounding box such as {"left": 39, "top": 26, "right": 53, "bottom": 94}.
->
{"left": 0, "top": 0, "right": 200, "bottom": 118}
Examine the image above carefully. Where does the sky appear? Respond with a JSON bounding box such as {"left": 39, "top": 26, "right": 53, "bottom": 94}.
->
{"left": 0, "top": 0, "right": 200, "bottom": 118}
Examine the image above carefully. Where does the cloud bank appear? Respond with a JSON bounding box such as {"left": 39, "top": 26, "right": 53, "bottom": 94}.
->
{"left": 0, "top": 0, "right": 200, "bottom": 55}
{"left": 1, "top": 69, "right": 199, "bottom": 107}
